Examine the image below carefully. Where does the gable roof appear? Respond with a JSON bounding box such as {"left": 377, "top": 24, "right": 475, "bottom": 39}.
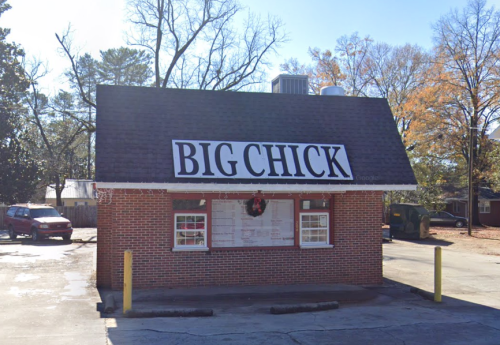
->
{"left": 95, "top": 85, "right": 416, "bottom": 189}
{"left": 490, "top": 126, "right": 500, "bottom": 140}
{"left": 45, "top": 179, "right": 94, "bottom": 199}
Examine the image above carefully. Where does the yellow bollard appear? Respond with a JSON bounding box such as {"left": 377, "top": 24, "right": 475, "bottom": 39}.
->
{"left": 123, "top": 250, "right": 133, "bottom": 314}
{"left": 434, "top": 246, "right": 442, "bottom": 302}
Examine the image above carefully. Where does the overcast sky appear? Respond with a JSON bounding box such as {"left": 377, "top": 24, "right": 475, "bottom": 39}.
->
{"left": 4, "top": 0, "right": 500, "bottom": 93}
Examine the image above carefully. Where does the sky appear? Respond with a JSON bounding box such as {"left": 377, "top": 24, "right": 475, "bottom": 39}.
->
{"left": 3, "top": 0, "right": 500, "bottom": 93}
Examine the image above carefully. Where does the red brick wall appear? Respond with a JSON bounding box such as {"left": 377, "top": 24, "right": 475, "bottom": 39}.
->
{"left": 96, "top": 190, "right": 383, "bottom": 289}
{"left": 479, "top": 201, "right": 500, "bottom": 227}
{"left": 446, "top": 201, "right": 500, "bottom": 226}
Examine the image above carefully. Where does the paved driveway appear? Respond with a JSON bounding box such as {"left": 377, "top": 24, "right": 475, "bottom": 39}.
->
{"left": 0, "top": 229, "right": 106, "bottom": 345}
{"left": 383, "top": 239, "right": 500, "bottom": 309}
{"left": 2, "top": 229, "right": 500, "bottom": 345}
{"left": 104, "top": 240, "right": 500, "bottom": 345}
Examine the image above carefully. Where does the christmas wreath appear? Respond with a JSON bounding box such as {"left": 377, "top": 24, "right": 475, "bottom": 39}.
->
{"left": 246, "top": 197, "right": 267, "bottom": 217}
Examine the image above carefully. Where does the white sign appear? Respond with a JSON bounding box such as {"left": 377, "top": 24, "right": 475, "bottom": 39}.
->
{"left": 172, "top": 140, "right": 353, "bottom": 180}
{"left": 211, "top": 199, "right": 294, "bottom": 247}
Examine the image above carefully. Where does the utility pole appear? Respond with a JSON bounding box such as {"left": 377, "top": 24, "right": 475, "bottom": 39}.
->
{"left": 87, "top": 82, "right": 92, "bottom": 180}
{"left": 468, "top": 126, "right": 478, "bottom": 236}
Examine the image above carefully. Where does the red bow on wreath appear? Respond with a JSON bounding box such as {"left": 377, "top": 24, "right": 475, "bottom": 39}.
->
{"left": 246, "top": 197, "right": 267, "bottom": 217}
{"left": 253, "top": 198, "right": 263, "bottom": 214}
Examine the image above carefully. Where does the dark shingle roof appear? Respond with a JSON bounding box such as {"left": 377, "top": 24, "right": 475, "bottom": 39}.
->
{"left": 443, "top": 186, "right": 500, "bottom": 201}
{"left": 95, "top": 85, "right": 416, "bottom": 186}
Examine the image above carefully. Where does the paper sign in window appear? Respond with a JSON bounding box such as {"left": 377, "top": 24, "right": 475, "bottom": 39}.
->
{"left": 320, "top": 216, "right": 327, "bottom": 227}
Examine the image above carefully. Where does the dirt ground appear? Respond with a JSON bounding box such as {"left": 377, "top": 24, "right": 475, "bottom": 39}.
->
{"left": 427, "top": 225, "right": 500, "bottom": 256}
{"left": 384, "top": 224, "right": 500, "bottom": 256}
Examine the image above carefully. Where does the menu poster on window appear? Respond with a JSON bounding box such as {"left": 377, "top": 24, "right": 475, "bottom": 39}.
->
{"left": 211, "top": 199, "right": 294, "bottom": 247}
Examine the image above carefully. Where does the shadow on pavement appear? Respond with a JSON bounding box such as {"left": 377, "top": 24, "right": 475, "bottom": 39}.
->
{"left": 97, "top": 283, "right": 380, "bottom": 318}
{"left": 0, "top": 237, "right": 72, "bottom": 246}
{"left": 394, "top": 236, "right": 454, "bottom": 247}
{"left": 0, "top": 229, "right": 96, "bottom": 246}
{"left": 101, "top": 278, "right": 500, "bottom": 345}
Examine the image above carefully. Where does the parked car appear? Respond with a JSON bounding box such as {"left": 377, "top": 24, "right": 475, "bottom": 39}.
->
{"left": 428, "top": 211, "right": 467, "bottom": 228}
{"left": 4, "top": 204, "right": 73, "bottom": 241}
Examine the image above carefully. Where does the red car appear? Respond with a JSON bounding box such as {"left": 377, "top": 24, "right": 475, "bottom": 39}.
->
{"left": 4, "top": 204, "right": 73, "bottom": 241}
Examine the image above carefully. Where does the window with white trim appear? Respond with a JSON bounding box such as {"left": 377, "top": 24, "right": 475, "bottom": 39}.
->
{"left": 174, "top": 213, "right": 207, "bottom": 248}
{"left": 453, "top": 202, "right": 460, "bottom": 213}
{"left": 479, "top": 201, "right": 490, "bottom": 213}
{"left": 300, "top": 213, "right": 329, "bottom": 246}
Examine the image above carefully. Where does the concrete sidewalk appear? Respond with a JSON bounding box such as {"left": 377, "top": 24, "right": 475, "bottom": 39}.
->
{"left": 100, "top": 283, "right": 378, "bottom": 317}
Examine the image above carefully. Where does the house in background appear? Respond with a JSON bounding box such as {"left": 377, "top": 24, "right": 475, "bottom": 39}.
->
{"left": 444, "top": 186, "right": 500, "bottom": 227}
{"left": 45, "top": 179, "right": 96, "bottom": 206}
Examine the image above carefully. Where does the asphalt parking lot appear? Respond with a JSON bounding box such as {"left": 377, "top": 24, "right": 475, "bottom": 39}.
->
{"left": 0, "top": 228, "right": 106, "bottom": 345}
{"left": 1, "top": 228, "right": 500, "bottom": 345}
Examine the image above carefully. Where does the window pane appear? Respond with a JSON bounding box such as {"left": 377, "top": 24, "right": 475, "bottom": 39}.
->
{"left": 177, "top": 237, "right": 186, "bottom": 245}
{"left": 301, "top": 212, "right": 329, "bottom": 245}
{"left": 173, "top": 199, "right": 207, "bottom": 210}
{"left": 175, "top": 213, "right": 207, "bottom": 248}
{"left": 300, "top": 199, "right": 330, "bottom": 210}
{"left": 176, "top": 230, "right": 205, "bottom": 246}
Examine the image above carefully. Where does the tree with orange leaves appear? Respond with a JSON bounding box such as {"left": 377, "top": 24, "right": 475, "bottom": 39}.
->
{"left": 410, "top": 0, "right": 500, "bottom": 225}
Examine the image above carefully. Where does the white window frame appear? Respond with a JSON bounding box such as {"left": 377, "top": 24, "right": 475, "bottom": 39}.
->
{"left": 479, "top": 201, "right": 491, "bottom": 214}
{"left": 299, "top": 212, "right": 332, "bottom": 249}
{"left": 173, "top": 213, "right": 209, "bottom": 251}
{"left": 453, "top": 202, "right": 460, "bottom": 213}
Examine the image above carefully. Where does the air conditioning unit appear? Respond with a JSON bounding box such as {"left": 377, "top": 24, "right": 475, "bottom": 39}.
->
{"left": 272, "top": 75, "right": 308, "bottom": 95}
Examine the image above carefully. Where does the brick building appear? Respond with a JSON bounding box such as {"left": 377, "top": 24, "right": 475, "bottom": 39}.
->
{"left": 95, "top": 84, "right": 416, "bottom": 290}
{"left": 444, "top": 187, "right": 500, "bottom": 227}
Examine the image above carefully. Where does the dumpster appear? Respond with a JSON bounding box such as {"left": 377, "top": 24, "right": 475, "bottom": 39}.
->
{"left": 389, "top": 204, "right": 430, "bottom": 239}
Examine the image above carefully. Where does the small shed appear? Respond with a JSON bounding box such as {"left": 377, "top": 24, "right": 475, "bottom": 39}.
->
{"left": 45, "top": 179, "right": 96, "bottom": 207}
{"left": 95, "top": 84, "right": 417, "bottom": 290}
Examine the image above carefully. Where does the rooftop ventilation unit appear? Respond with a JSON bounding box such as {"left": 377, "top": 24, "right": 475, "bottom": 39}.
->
{"left": 272, "top": 74, "right": 308, "bottom": 95}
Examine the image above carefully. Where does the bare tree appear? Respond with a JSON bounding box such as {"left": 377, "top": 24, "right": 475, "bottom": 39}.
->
{"left": 335, "top": 32, "right": 373, "bottom": 96}
{"left": 126, "top": 0, "right": 286, "bottom": 90}
{"left": 24, "top": 60, "right": 87, "bottom": 206}
{"left": 366, "top": 43, "right": 430, "bottom": 146}
{"left": 56, "top": 28, "right": 96, "bottom": 112}
{"left": 281, "top": 49, "right": 343, "bottom": 95}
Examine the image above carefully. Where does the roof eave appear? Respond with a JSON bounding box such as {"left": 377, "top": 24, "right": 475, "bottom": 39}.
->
{"left": 96, "top": 182, "right": 417, "bottom": 192}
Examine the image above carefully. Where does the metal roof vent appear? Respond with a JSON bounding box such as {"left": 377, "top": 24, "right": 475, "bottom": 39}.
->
{"left": 272, "top": 74, "right": 308, "bottom": 95}
{"left": 320, "top": 86, "right": 345, "bottom": 96}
